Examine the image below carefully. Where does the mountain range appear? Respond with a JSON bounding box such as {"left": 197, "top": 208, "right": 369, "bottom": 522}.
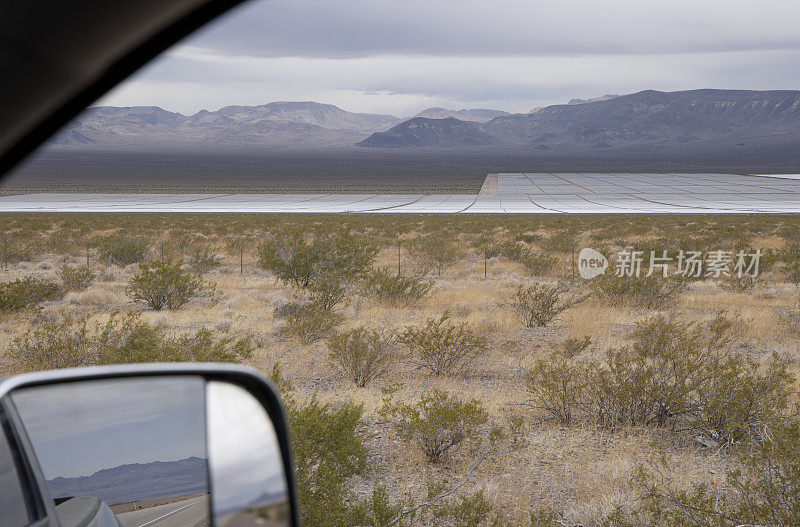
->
{"left": 49, "top": 90, "right": 800, "bottom": 155}
{"left": 48, "top": 457, "right": 208, "bottom": 505}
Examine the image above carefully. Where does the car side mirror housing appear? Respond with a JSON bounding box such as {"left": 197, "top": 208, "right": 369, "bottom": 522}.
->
{"left": 0, "top": 363, "right": 299, "bottom": 527}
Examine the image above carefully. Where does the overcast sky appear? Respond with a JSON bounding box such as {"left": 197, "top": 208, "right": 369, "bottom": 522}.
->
{"left": 98, "top": 0, "right": 800, "bottom": 117}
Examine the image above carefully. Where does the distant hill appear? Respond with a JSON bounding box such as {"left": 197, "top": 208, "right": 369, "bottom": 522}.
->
{"left": 47, "top": 90, "right": 800, "bottom": 156}
{"left": 482, "top": 89, "right": 800, "bottom": 149}
{"left": 566, "top": 94, "right": 620, "bottom": 105}
{"left": 413, "top": 107, "right": 509, "bottom": 122}
{"left": 48, "top": 457, "right": 208, "bottom": 505}
{"left": 50, "top": 101, "right": 401, "bottom": 149}
{"left": 356, "top": 117, "right": 497, "bottom": 148}
{"left": 361, "top": 89, "right": 800, "bottom": 152}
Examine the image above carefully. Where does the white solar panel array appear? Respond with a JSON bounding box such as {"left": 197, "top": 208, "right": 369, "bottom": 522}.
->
{"left": 0, "top": 173, "right": 799, "bottom": 213}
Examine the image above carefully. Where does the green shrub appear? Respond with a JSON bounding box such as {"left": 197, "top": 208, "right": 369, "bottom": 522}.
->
{"left": 10, "top": 316, "right": 94, "bottom": 370}
{"left": 58, "top": 264, "right": 96, "bottom": 292}
{"left": 590, "top": 274, "right": 685, "bottom": 309}
{"left": 186, "top": 246, "right": 223, "bottom": 274}
{"left": 782, "top": 260, "right": 800, "bottom": 285}
{"left": 277, "top": 300, "right": 343, "bottom": 344}
{"left": 307, "top": 276, "right": 348, "bottom": 311}
{"left": 97, "top": 235, "right": 149, "bottom": 266}
{"left": 327, "top": 327, "right": 395, "bottom": 387}
{"left": 689, "top": 355, "right": 792, "bottom": 447}
{"left": 522, "top": 313, "right": 789, "bottom": 436}
{"left": 510, "top": 283, "right": 586, "bottom": 327}
{"left": 10, "top": 313, "right": 253, "bottom": 372}
{"left": 275, "top": 365, "right": 369, "bottom": 527}
{"left": 397, "top": 314, "right": 488, "bottom": 375}
{"left": 541, "top": 231, "right": 576, "bottom": 253}
{"left": 257, "top": 233, "right": 377, "bottom": 288}
{"left": 633, "top": 422, "right": 800, "bottom": 526}
{"left": 383, "top": 389, "right": 488, "bottom": 463}
{"left": 527, "top": 340, "right": 591, "bottom": 425}
{"left": 362, "top": 269, "right": 432, "bottom": 306}
{"left": 433, "top": 489, "right": 493, "bottom": 527}
{"left": 0, "top": 236, "right": 33, "bottom": 265}
{"left": 0, "top": 277, "right": 64, "bottom": 312}
{"left": 407, "top": 235, "right": 461, "bottom": 277}
{"left": 588, "top": 316, "right": 715, "bottom": 428}
{"left": 720, "top": 274, "right": 755, "bottom": 293}
{"left": 521, "top": 252, "right": 558, "bottom": 276}
{"left": 126, "top": 261, "right": 212, "bottom": 310}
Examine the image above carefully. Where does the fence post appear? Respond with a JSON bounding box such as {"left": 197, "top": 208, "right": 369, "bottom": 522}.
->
{"left": 86, "top": 242, "right": 90, "bottom": 269}
{"left": 160, "top": 241, "right": 164, "bottom": 263}
{"left": 397, "top": 242, "right": 401, "bottom": 276}
{"left": 571, "top": 240, "right": 576, "bottom": 280}
{"left": 484, "top": 242, "right": 487, "bottom": 279}
{"left": 240, "top": 242, "right": 244, "bottom": 275}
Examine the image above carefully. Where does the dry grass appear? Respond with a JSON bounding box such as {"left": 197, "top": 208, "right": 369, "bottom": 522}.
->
{"left": 2, "top": 213, "right": 799, "bottom": 525}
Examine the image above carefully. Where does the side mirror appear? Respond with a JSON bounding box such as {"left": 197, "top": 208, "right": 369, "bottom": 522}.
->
{"left": 0, "top": 364, "right": 299, "bottom": 527}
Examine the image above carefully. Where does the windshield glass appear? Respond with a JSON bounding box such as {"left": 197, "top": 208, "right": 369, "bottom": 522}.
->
{"left": 2, "top": 1, "right": 800, "bottom": 525}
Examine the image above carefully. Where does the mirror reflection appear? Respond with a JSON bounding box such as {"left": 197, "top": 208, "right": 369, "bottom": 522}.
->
{"left": 207, "top": 381, "right": 290, "bottom": 526}
{"left": 11, "top": 376, "right": 210, "bottom": 526}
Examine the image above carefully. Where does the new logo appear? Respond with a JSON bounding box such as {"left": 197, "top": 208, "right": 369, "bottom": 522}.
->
{"left": 578, "top": 248, "right": 608, "bottom": 279}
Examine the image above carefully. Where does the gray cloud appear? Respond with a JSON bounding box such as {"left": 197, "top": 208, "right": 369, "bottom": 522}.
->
{"left": 97, "top": 0, "right": 800, "bottom": 115}
{"left": 189, "top": 0, "right": 800, "bottom": 58}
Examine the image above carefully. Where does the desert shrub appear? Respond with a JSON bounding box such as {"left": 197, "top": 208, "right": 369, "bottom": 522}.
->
{"left": 782, "top": 260, "right": 800, "bottom": 285}
{"left": 778, "top": 294, "right": 800, "bottom": 334}
{"left": 521, "top": 252, "right": 558, "bottom": 276}
{"left": 526, "top": 339, "right": 592, "bottom": 425}
{"left": 307, "top": 276, "right": 348, "bottom": 311}
{"left": 10, "top": 313, "right": 253, "bottom": 372}
{"left": 327, "top": 327, "right": 395, "bottom": 387}
{"left": 0, "top": 236, "right": 33, "bottom": 265}
{"left": 689, "top": 355, "right": 792, "bottom": 448}
{"left": 590, "top": 274, "right": 685, "bottom": 309}
{"left": 397, "top": 314, "right": 488, "bottom": 375}
{"left": 277, "top": 300, "right": 343, "bottom": 344}
{"left": 186, "top": 245, "right": 223, "bottom": 274}
{"left": 488, "top": 240, "right": 530, "bottom": 262}
{"left": 58, "top": 264, "right": 96, "bottom": 291}
{"left": 557, "top": 335, "right": 592, "bottom": 359}
{"left": 720, "top": 273, "right": 756, "bottom": 292}
{"left": 433, "top": 489, "right": 493, "bottom": 527}
{"left": 126, "top": 261, "right": 212, "bottom": 310}
{"left": 0, "top": 277, "right": 64, "bottom": 312}
{"left": 349, "top": 485, "right": 406, "bottom": 527}
{"left": 257, "top": 232, "right": 377, "bottom": 288}
{"left": 97, "top": 235, "right": 149, "bottom": 266}
{"left": 633, "top": 422, "right": 800, "bottom": 526}
{"left": 10, "top": 316, "right": 95, "bottom": 370}
{"left": 362, "top": 268, "right": 432, "bottom": 305}
{"left": 588, "top": 316, "right": 719, "bottom": 428}
{"left": 407, "top": 234, "right": 461, "bottom": 277}
{"left": 270, "top": 365, "right": 370, "bottom": 527}
{"left": 541, "top": 231, "right": 576, "bottom": 253}
{"left": 510, "top": 282, "right": 586, "bottom": 327}
{"left": 383, "top": 389, "right": 488, "bottom": 463}
{"left": 529, "top": 508, "right": 560, "bottom": 527}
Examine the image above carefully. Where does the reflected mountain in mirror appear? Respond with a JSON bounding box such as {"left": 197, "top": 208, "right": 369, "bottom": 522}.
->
{"left": 11, "top": 376, "right": 210, "bottom": 525}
